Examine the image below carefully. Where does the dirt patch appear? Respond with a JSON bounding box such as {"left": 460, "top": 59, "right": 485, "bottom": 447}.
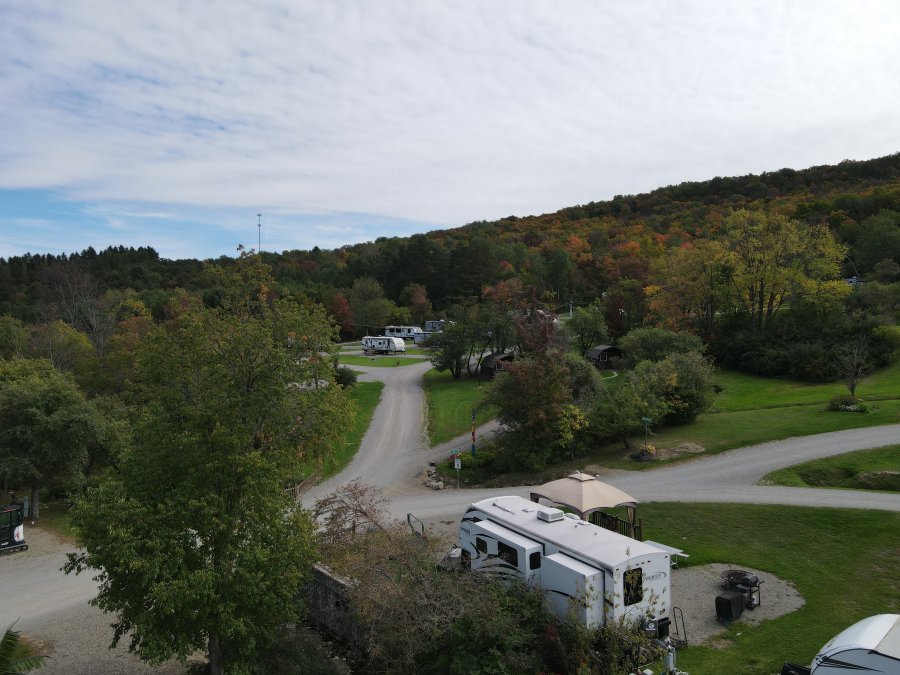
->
{"left": 671, "top": 563, "right": 805, "bottom": 646}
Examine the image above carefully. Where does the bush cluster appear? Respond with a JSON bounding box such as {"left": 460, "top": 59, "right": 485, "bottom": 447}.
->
{"left": 826, "top": 395, "right": 870, "bottom": 413}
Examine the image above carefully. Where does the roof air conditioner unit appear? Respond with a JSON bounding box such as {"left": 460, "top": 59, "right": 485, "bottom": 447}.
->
{"left": 536, "top": 507, "right": 564, "bottom": 523}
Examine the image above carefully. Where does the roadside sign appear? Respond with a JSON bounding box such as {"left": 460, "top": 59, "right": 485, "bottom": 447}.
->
{"left": 454, "top": 457, "right": 461, "bottom": 471}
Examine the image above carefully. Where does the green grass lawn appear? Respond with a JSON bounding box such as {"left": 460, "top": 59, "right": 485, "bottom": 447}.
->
{"left": 713, "top": 359, "right": 900, "bottom": 412}
{"left": 453, "top": 361, "right": 900, "bottom": 480}
{"left": 645, "top": 399, "right": 900, "bottom": 460}
{"left": 762, "top": 445, "right": 900, "bottom": 491}
{"left": 319, "top": 381, "right": 384, "bottom": 479}
{"left": 423, "top": 369, "right": 496, "bottom": 445}
{"left": 638, "top": 503, "right": 900, "bottom": 674}
{"left": 337, "top": 355, "right": 428, "bottom": 367}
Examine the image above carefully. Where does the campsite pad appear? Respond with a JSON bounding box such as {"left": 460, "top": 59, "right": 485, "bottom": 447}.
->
{"left": 671, "top": 563, "right": 805, "bottom": 646}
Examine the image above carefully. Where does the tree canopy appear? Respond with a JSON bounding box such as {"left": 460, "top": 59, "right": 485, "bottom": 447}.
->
{"left": 66, "top": 258, "right": 352, "bottom": 673}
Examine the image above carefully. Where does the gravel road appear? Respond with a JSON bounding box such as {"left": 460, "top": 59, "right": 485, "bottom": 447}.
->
{"left": 385, "top": 423, "right": 900, "bottom": 523}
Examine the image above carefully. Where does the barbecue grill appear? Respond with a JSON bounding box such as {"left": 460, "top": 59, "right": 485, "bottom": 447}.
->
{"left": 721, "top": 569, "right": 762, "bottom": 609}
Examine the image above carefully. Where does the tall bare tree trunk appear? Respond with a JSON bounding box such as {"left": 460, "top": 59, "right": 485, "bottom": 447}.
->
{"left": 30, "top": 484, "right": 39, "bottom": 520}
{"left": 208, "top": 632, "right": 223, "bottom": 675}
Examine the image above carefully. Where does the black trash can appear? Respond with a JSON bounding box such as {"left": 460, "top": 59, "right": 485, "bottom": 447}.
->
{"left": 716, "top": 590, "right": 744, "bottom": 624}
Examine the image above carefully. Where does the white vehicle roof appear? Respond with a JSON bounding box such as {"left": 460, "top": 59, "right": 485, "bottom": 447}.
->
{"left": 467, "top": 495, "right": 666, "bottom": 572}
{"left": 817, "top": 614, "right": 900, "bottom": 661}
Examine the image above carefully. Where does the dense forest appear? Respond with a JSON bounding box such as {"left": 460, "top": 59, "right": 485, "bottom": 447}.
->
{"left": 2, "top": 152, "right": 899, "bottom": 385}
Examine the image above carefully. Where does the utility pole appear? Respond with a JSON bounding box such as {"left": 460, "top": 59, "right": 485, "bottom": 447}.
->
{"left": 257, "top": 213, "right": 262, "bottom": 253}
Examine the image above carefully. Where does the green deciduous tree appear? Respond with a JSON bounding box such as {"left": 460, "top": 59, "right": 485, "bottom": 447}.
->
{"left": 724, "top": 209, "right": 849, "bottom": 333}
{"left": 588, "top": 376, "right": 668, "bottom": 451}
{"left": 0, "top": 316, "right": 28, "bottom": 360}
{"left": 569, "top": 301, "right": 609, "bottom": 355}
{"left": 66, "top": 258, "right": 351, "bottom": 674}
{"left": 632, "top": 352, "right": 716, "bottom": 425}
{"left": 489, "top": 355, "right": 574, "bottom": 470}
{"left": 0, "top": 359, "right": 120, "bottom": 519}
{"left": 349, "top": 276, "right": 392, "bottom": 336}
{"left": 647, "top": 239, "right": 730, "bottom": 339}
{"left": 618, "top": 327, "right": 705, "bottom": 368}
{"left": 426, "top": 321, "right": 469, "bottom": 379}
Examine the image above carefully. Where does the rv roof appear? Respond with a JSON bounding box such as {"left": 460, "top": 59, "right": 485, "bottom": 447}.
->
{"left": 819, "top": 614, "right": 900, "bottom": 659}
{"left": 468, "top": 495, "right": 666, "bottom": 570}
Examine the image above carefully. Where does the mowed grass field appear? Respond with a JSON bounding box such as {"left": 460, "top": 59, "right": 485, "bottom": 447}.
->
{"left": 423, "top": 369, "right": 495, "bottom": 444}
{"left": 646, "top": 360, "right": 900, "bottom": 458}
{"left": 319, "top": 380, "right": 384, "bottom": 479}
{"left": 639, "top": 503, "right": 900, "bottom": 674}
{"left": 763, "top": 445, "right": 900, "bottom": 491}
{"left": 440, "top": 363, "right": 900, "bottom": 476}
{"left": 337, "top": 355, "right": 428, "bottom": 367}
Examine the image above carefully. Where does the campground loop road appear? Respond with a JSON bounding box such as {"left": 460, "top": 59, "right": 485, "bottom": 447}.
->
{"left": 307, "top": 358, "right": 900, "bottom": 523}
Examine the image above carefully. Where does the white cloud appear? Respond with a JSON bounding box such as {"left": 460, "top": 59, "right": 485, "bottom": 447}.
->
{"left": 1, "top": 0, "right": 899, "bottom": 254}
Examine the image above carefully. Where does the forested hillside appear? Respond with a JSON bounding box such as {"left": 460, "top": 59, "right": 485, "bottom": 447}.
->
{"left": 2, "top": 152, "right": 899, "bottom": 383}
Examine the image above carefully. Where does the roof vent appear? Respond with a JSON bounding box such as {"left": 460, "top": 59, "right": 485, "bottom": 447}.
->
{"left": 536, "top": 507, "right": 564, "bottom": 523}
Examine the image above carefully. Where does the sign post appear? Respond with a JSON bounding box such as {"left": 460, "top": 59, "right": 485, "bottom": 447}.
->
{"left": 453, "top": 453, "right": 462, "bottom": 489}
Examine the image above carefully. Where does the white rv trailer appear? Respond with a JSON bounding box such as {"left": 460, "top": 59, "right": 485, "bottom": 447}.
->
{"left": 360, "top": 336, "right": 406, "bottom": 354}
{"left": 784, "top": 614, "right": 900, "bottom": 674}
{"left": 460, "top": 495, "right": 671, "bottom": 632}
{"left": 384, "top": 325, "right": 426, "bottom": 344}
{"left": 424, "top": 319, "right": 448, "bottom": 333}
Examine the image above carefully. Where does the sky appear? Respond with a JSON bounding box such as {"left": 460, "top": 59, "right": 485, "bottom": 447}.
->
{"left": 1, "top": 1, "right": 899, "bottom": 260}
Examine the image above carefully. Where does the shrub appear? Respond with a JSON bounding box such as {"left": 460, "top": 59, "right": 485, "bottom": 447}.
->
{"left": 826, "top": 395, "right": 869, "bottom": 413}
{"left": 334, "top": 366, "right": 358, "bottom": 388}
{"left": 618, "top": 327, "right": 705, "bottom": 368}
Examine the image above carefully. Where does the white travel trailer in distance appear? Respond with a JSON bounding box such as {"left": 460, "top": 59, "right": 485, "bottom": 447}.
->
{"left": 459, "top": 495, "right": 671, "bottom": 633}
{"left": 384, "top": 325, "right": 426, "bottom": 344}
{"left": 361, "top": 336, "right": 406, "bottom": 354}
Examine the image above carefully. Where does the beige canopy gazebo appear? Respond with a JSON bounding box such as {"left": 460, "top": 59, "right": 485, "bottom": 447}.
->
{"left": 529, "top": 471, "right": 640, "bottom": 538}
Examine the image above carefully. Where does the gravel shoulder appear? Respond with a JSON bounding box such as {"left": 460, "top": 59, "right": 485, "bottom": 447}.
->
{"left": 671, "top": 563, "right": 804, "bottom": 646}
{"left": 0, "top": 526, "right": 190, "bottom": 674}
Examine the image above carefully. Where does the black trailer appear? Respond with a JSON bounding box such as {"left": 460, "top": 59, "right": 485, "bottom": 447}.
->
{"left": 0, "top": 504, "right": 27, "bottom": 555}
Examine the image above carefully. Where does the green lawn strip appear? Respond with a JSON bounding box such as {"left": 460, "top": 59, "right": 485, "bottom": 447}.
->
{"left": 423, "top": 369, "right": 496, "bottom": 445}
{"left": 762, "top": 445, "right": 900, "bottom": 491}
{"left": 454, "top": 400, "right": 900, "bottom": 483}
{"left": 319, "top": 381, "right": 384, "bottom": 480}
{"left": 337, "top": 355, "right": 428, "bottom": 367}
{"left": 646, "top": 400, "right": 900, "bottom": 461}
{"left": 714, "top": 360, "right": 900, "bottom": 412}
{"left": 26, "top": 498, "right": 77, "bottom": 541}
{"left": 637, "top": 503, "right": 900, "bottom": 674}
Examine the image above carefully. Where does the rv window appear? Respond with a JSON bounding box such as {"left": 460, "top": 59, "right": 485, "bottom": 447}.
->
{"left": 0, "top": 511, "right": 9, "bottom": 529}
{"left": 529, "top": 552, "right": 541, "bottom": 570}
{"left": 475, "top": 537, "right": 487, "bottom": 554}
{"left": 624, "top": 568, "right": 643, "bottom": 606}
{"left": 498, "top": 541, "right": 518, "bottom": 568}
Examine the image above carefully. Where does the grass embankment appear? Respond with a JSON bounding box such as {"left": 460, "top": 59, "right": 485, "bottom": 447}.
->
{"left": 443, "top": 360, "right": 900, "bottom": 480}
{"left": 318, "top": 381, "right": 384, "bottom": 479}
{"left": 337, "top": 355, "right": 428, "bottom": 367}
{"left": 639, "top": 503, "right": 900, "bottom": 674}
{"left": 642, "top": 361, "right": 900, "bottom": 462}
{"left": 423, "top": 369, "right": 495, "bottom": 445}
{"left": 763, "top": 445, "right": 900, "bottom": 492}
